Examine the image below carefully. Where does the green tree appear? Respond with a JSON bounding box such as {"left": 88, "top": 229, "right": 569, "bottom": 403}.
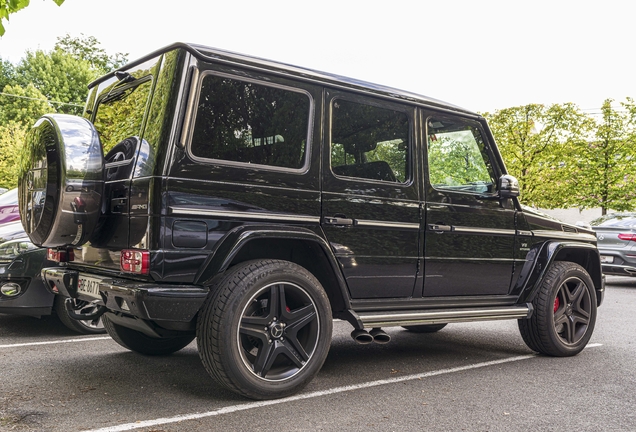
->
{"left": 55, "top": 34, "right": 128, "bottom": 73}
{"left": 0, "top": 0, "right": 64, "bottom": 36}
{"left": 0, "top": 121, "right": 25, "bottom": 188}
{"left": 0, "top": 82, "right": 52, "bottom": 124}
{"left": 0, "top": 35, "right": 125, "bottom": 188}
{"left": 564, "top": 99, "right": 636, "bottom": 215}
{"left": 0, "top": 56, "right": 15, "bottom": 90}
{"left": 483, "top": 103, "right": 592, "bottom": 207}
{"left": 14, "top": 48, "right": 96, "bottom": 115}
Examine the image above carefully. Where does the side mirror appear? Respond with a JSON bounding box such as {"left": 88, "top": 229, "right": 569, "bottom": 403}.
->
{"left": 499, "top": 174, "right": 520, "bottom": 199}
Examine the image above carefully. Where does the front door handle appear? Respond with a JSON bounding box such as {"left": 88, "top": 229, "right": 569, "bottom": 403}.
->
{"left": 428, "top": 224, "right": 452, "bottom": 233}
{"left": 324, "top": 216, "right": 355, "bottom": 226}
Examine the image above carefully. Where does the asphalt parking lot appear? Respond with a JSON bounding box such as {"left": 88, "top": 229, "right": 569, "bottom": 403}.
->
{"left": 1, "top": 277, "right": 635, "bottom": 432}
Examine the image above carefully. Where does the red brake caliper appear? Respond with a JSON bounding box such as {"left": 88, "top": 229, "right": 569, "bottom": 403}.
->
{"left": 553, "top": 296, "right": 560, "bottom": 313}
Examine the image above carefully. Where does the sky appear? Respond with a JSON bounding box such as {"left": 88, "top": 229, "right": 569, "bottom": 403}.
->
{"left": 0, "top": 0, "right": 634, "bottom": 113}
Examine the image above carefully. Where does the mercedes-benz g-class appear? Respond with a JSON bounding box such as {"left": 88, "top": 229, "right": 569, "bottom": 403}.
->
{"left": 18, "top": 43, "right": 603, "bottom": 400}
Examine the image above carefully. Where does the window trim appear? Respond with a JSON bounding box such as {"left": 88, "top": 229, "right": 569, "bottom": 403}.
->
{"left": 185, "top": 70, "right": 315, "bottom": 174}
{"left": 328, "top": 95, "right": 414, "bottom": 186}
{"left": 424, "top": 114, "right": 499, "bottom": 197}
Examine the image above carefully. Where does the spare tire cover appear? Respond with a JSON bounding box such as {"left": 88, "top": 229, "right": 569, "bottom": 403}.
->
{"left": 18, "top": 114, "right": 104, "bottom": 248}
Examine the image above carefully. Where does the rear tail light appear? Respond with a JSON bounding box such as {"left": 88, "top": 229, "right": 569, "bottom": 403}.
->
{"left": 71, "top": 196, "right": 85, "bottom": 212}
{"left": 47, "top": 248, "right": 74, "bottom": 262}
{"left": 120, "top": 249, "right": 150, "bottom": 275}
{"left": 618, "top": 233, "right": 636, "bottom": 242}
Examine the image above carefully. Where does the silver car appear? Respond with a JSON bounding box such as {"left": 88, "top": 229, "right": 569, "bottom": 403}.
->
{"left": 590, "top": 212, "right": 636, "bottom": 276}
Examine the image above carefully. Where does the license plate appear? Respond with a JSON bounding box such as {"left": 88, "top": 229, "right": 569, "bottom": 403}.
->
{"left": 600, "top": 255, "right": 614, "bottom": 263}
{"left": 77, "top": 274, "right": 102, "bottom": 299}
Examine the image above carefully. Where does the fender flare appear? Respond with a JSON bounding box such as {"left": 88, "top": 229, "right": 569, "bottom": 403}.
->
{"left": 193, "top": 224, "right": 353, "bottom": 311}
{"left": 515, "top": 241, "right": 603, "bottom": 306}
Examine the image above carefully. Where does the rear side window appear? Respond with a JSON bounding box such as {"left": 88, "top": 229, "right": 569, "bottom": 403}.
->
{"left": 191, "top": 74, "right": 311, "bottom": 170}
{"left": 330, "top": 99, "right": 410, "bottom": 183}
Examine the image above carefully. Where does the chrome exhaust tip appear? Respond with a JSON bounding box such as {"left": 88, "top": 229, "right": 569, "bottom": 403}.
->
{"left": 351, "top": 329, "right": 374, "bottom": 344}
{"left": 370, "top": 328, "right": 391, "bottom": 344}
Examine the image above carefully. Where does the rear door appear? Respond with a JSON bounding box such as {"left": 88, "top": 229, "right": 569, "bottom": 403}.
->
{"left": 75, "top": 57, "right": 160, "bottom": 270}
{"left": 321, "top": 91, "right": 420, "bottom": 299}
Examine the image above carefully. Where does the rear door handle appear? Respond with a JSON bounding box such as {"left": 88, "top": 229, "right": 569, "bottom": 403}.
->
{"left": 428, "top": 224, "right": 452, "bottom": 233}
{"left": 324, "top": 216, "right": 355, "bottom": 226}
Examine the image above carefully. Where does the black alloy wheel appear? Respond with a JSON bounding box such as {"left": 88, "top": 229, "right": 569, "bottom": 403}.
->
{"left": 552, "top": 275, "right": 593, "bottom": 346}
{"left": 238, "top": 281, "right": 321, "bottom": 381}
{"left": 518, "top": 261, "right": 597, "bottom": 357}
{"left": 197, "top": 259, "right": 332, "bottom": 400}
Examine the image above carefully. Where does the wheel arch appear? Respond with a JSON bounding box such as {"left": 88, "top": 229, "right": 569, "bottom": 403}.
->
{"left": 194, "top": 225, "right": 353, "bottom": 318}
{"left": 517, "top": 241, "right": 604, "bottom": 307}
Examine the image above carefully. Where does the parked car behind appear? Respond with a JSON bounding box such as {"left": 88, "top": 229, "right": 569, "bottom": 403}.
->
{"left": 0, "top": 188, "right": 19, "bottom": 225}
{"left": 0, "top": 221, "right": 105, "bottom": 334}
{"left": 591, "top": 212, "right": 636, "bottom": 276}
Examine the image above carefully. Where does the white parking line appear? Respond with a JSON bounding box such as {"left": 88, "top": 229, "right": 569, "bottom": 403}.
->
{"left": 81, "top": 344, "right": 602, "bottom": 432}
{"left": 0, "top": 336, "right": 111, "bottom": 349}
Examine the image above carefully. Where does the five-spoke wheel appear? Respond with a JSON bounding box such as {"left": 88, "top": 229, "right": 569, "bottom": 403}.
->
{"left": 519, "top": 261, "right": 597, "bottom": 356}
{"left": 197, "top": 259, "right": 332, "bottom": 400}
{"left": 552, "top": 274, "right": 593, "bottom": 346}
{"left": 238, "top": 282, "right": 320, "bottom": 381}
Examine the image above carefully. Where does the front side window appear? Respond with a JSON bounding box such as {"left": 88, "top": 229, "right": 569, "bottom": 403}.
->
{"left": 190, "top": 74, "right": 311, "bottom": 170}
{"left": 427, "top": 117, "right": 496, "bottom": 194}
{"left": 331, "top": 99, "right": 410, "bottom": 183}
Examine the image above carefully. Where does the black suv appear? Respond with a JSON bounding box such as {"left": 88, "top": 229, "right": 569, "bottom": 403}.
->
{"left": 18, "top": 43, "right": 604, "bottom": 400}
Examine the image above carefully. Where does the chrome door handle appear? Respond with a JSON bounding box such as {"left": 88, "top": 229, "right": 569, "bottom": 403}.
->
{"left": 428, "top": 224, "right": 452, "bottom": 233}
{"left": 324, "top": 216, "right": 355, "bottom": 226}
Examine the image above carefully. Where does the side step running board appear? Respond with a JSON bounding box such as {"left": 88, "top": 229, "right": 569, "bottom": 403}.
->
{"left": 358, "top": 304, "right": 533, "bottom": 328}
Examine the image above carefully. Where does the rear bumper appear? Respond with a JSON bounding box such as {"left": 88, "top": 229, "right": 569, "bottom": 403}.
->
{"left": 42, "top": 268, "right": 209, "bottom": 322}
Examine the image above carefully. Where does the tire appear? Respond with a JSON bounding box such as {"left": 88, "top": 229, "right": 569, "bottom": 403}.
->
{"left": 518, "top": 261, "right": 597, "bottom": 357}
{"left": 18, "top": 114, "right": 104, "bottom": 247}
{"left": 103, "top": 314, "right": 195, "bottom": 356}
{"left": 402, "top": 323, "right": 447, "bottom": 333}
{"left": 54, "top": 297, "right": 106, "bottom": 335}
{"left": 196, "top": 259, "right": 333, "bottom": 400}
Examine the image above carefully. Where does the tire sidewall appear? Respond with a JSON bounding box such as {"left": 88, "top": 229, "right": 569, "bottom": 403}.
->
{"left": 544, "top": 263, "right": 597, "bottom": 356}
{"left": 206, "top": 260, "right": 332, "bottom": 399}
